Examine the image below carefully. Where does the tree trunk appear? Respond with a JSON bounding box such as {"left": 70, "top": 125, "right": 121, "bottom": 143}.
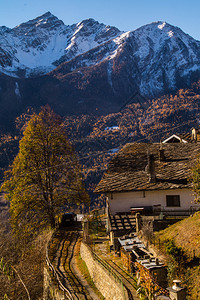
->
{"left": 49, "top": 211, "right": 56, "bottom": 228}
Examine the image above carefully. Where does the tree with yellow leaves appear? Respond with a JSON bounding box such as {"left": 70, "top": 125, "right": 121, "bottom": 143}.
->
{"left": 1, "top": 106, "right": 89, "bottom": 239}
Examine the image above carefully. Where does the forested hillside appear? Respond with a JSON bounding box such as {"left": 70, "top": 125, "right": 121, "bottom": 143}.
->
{"left": 1, "top": 81, "right": 200, "bottom": 208}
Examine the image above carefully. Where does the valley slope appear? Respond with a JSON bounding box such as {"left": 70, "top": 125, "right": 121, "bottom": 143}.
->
{"left": 1, "top": 82, "right": 200, "bottom": 208}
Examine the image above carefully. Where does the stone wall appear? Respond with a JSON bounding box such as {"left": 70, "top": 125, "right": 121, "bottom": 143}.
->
{"left": 80, "top": 242, "right": 129, "bottom": 300}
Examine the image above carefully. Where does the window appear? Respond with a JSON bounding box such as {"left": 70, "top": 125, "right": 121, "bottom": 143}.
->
{"left": 166, "top": 195, "right": 180, "bottom": 207}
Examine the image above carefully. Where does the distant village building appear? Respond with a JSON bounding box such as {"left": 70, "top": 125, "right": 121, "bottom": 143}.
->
{"left": 104, "top": 126, "right": 120, "bottom": 131}
{"left": 95, "top": 142, "right": 200, "bottom": 216}
{"left": 163, "top": 127, "right": 200, "bottom": 143}
{"left": 162, "top": 134, "right": 188, "bottom": 144}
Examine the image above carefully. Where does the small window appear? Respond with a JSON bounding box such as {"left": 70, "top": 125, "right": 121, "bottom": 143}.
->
{"left": 166, "top": 195, "right": 180, "bottom": 207}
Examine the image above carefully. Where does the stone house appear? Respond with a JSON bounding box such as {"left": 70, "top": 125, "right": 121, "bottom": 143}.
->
{"left": 95, "top": 142, "right": 200, "bottom": 216}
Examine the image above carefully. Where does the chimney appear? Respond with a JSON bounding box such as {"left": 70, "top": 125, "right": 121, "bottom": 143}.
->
{"left": 192, "top": 128, "right": 197, "bottom": 141}
{"left": 159, "top": 149, "right": 165, "bottom": 161}
{"left": 146, "top": 154, "right": 156, "bottom": 183}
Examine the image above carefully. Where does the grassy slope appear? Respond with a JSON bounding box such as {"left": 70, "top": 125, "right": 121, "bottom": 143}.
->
{"left": 154, "top": 212, "right": 200, "bottom": 299}
{"left": 155, "top": 212, "right": 200, "bottom": 258}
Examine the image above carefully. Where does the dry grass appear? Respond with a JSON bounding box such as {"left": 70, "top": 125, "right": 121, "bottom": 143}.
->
{"left": 154, "top": 212, "right": 200, "bottom": 299}
{"left": 186, "top": 265, "right": 200, "bottom": 299}
{"left": 155, "top": 212, "right": 200, "bottom": 258}
{"left": 76, "top": 238, "right": 104, "bottom": 299}
{"left": 0, "top": 195, "right": 51, "bottom": 299}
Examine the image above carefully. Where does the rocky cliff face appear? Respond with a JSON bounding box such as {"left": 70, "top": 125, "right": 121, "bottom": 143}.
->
{"left": 51, "top": 20, "right": 200, "bottom": 97}
{"left": 1, "top": 13, "right": 200, "bottom": 128}
{"left": 0, "top": 12, "right": 121, "bottom": 78}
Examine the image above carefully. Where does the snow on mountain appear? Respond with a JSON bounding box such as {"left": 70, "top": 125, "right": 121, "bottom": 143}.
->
{"left": 129, "top": 21, "right": 200, "bottom": 96}
{"left": 1, "top": 13, "right": 200, "bottom": 98}
{"left": 0, "top": 12, "right": 121, "bottom": 77}
{"left": 48, "top": 19, "right": 200, "bottom": 97}
{"left": 57, "top": 18, "right": 122, "bottom": 64}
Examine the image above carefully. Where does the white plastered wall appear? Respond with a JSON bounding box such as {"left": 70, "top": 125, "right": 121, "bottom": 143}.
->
{"left": 108, "top": 189, "right": 200, "bottom": 214}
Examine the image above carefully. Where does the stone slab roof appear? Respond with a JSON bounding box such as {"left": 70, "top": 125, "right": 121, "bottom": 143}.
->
{"left": 95, "top": 143, "right": 200, "bottom": 193}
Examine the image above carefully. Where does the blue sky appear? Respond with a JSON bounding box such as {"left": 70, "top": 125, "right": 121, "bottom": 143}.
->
{"left": 1, "top": 0, "right": 200, "bottom": 40}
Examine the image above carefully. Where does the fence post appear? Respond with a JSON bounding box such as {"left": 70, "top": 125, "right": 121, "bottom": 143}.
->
{"left": 136, "top": 213, "right": 141, "bottom": 233}
{"left": 82, "top": 220, "right": 89, "bottom": 243}
{"left": 167, "top": 280, "right": 186, "bottom": 300}
{"left": 110, "top": 231, "right": 115, "bottom": 251}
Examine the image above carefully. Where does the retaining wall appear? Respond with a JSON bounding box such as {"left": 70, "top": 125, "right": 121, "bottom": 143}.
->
{"left": 80, "top": 242, "right": 128, "bottom": 300}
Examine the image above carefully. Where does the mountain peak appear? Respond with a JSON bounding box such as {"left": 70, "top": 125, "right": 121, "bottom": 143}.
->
{"left": 0, "top": 14, "right": 200, "bottom": 121}
{"left": 80, "top": 18, "right": 96, "bottom": 23}
{"left": 41, "top": 11, "right": 54, "bottom": 17}
{"left": 76, "top": 18, "right": 120, "bottom": 32}
{"left": 13, "top": 11, "right": 64, "bottom": 32}
{"left": 34, "top": 11, "right": 63, "bottom": 24}
{"left": 135, "top": 20, "right": 174, "bottom": 32}
{"left": 130, "top": 20, "right": 193, "bottom": 43}
{"left": 75, "top": 18, "right": 103, "bottom": 30}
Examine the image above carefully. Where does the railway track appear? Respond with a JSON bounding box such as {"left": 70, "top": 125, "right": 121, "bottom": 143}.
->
{"left": 48, "top": 228, "right": 93, "bottom": 300}
{"left": 48, "top": 227, "right": 138, "bottom": 299}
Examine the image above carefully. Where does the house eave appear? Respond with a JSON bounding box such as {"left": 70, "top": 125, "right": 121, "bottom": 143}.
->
{"left": 95, "top": 185, "right": 191, "bottom": 194}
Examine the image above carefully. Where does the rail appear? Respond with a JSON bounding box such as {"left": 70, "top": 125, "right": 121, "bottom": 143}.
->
{"left": 85, "top": 242, "right": 128, "bottom": 300}
{"left": 160, "top": 207, "right": 200, "bottom": 217}
{"left": 45, "top": 232, "right": 74, "bottom": 300}
{"left": 107, "top": 210, "right": 113, "bottom": 232}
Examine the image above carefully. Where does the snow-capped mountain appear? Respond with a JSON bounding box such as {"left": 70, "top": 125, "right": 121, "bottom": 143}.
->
{"left": 1, "top": 12, "right": 200, "bottom": 126}
{"left": 50, "top": 20, "right": 200, "bottom": 98}
{"left": 1, "top": 12, "right": 200, "bottom": 99}
{"left": 0, "top": 12, "right": 121, "bottom": 77}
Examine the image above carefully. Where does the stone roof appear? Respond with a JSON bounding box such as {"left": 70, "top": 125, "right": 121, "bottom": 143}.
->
{"left": 95, "top": 143, "right": 200, "bottom": 193}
